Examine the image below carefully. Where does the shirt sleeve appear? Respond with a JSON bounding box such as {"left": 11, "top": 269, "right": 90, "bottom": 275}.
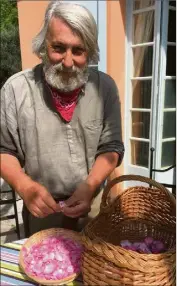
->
{"left": 95, "top": 76, "right": 125, "bottom": 166}
{"left": 0, "top": 84, "right": 25, "bottom": 166}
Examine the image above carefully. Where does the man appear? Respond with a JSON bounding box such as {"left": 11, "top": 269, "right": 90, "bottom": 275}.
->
{"left": 0, "top": 1, "right": 124, "bottom": 235}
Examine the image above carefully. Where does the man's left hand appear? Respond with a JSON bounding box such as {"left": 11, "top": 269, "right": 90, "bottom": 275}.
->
{"left": 61, "top": 182, "right": 94, "bottom": 218}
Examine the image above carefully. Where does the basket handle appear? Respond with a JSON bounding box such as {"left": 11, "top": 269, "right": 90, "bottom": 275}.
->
{"left": 101, "top": 174, "right": 176, "bottom": 210}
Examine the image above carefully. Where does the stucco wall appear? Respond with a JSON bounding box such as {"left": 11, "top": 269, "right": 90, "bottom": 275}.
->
{"left": 17, "top": 0, "right": 49, "bottom": 69}
{"left": 107, "top": 0, "right": 126, "bottom": 180}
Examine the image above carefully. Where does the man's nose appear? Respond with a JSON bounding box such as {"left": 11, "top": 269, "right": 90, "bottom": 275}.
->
{"left": 62, "top": 49, "right": 73, "bottom": 68}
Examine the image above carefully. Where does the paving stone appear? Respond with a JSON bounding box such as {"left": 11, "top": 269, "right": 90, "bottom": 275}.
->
{"left": 1, "top": 199, "right": 24, "bottom": 244}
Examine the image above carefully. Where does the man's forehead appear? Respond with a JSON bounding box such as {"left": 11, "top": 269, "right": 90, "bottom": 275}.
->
{"left": 47, "top": 17, "right": 84, "bottom": 46}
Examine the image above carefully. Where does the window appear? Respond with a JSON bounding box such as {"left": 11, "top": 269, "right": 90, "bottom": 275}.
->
{"left": 160, "top": 1, "right": 176, "bottom": 168}
{"left": 125, "top": 0, "right": 176, "bottom": 184}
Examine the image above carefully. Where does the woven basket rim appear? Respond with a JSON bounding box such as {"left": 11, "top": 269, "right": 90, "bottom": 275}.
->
{"left": 101, "top": 185, "right": 176, "bottom": 214}
{"left": 101, "top": 175, "right": 176, "bottom": 212}
{"left": 19, "top": 228, "right": 82, "bottom": 285}
{"left": 120, "top": 185, "right": 176, "bottom": 203}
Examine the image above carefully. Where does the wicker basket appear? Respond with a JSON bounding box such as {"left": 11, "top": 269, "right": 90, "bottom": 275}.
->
{"left": 19, "top": 228, "right": 82, "bottom": 286}
{"left": 81, "top": 175, "right": 176, "bottom": 286}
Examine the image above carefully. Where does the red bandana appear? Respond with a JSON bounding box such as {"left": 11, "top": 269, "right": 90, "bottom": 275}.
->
{"left": 48, "top": 86, "right": 82, "bottom": 122}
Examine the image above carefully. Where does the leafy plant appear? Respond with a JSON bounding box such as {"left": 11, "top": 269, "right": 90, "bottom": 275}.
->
{"left": 0, "top": 0, "right": 21, "bottom": 87}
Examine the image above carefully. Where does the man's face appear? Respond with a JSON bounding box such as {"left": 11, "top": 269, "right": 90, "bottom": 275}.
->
{"left": 43, "top": 17, "right": 89, "bottom": 92}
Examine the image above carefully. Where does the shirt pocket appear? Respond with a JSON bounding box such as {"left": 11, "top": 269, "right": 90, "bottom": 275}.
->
{"left": 83, "top": 119, "right": 103, "bottom": 159}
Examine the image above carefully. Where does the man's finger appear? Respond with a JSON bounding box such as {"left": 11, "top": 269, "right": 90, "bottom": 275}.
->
{"left": 64, "top": 196, "right": 77, "bottom": 207}
{"left": 42, "top": 193, "right": 58, "bottom": 212}
{"left": 31, "top": 210, "right": 40, "bottom": 217}
{"left": 31, "top": 206, "right": 46, "bottom": 218}
{"left": 33, "top": 197, "right": 54, "bottom": 215}
{"left": 39, "top": 200, "right": 55, "bottom": 215}
{"left": 63, "top": 204, "right": 89, "bottom": 217}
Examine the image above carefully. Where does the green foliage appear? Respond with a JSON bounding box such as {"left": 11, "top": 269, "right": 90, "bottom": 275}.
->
{"left": 0, "top": 0, "right": 21, "bottom": 87}
{"left": 0, "top": 0, "right": 18, "bottom": 30}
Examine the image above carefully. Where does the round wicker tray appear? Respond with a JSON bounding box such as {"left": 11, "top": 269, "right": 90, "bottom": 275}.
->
{"left": 19, "top": 228, "right": 82, "bottom": 286}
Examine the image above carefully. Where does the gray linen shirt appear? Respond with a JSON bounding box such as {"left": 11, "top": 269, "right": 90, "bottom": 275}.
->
{"left": 1, "top": 64, "right": 124, "bottom": 197}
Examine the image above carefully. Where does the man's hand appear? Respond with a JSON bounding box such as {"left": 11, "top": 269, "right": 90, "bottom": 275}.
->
{"left": 61, "top": 152, "right": 119, "bottom": 218}
{"left": 61, "top": 182, "right": 94, "bottom": 218}
{"left": 0, "top": 154, "right": 58, "bottom": 218}
{"left": 20, "top": 181, "right": 58, "bottom": 218}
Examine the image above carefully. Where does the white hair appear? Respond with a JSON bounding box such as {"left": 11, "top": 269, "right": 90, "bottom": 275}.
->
{"left": 32, "top": 1, "right": 99, "bottom": 63}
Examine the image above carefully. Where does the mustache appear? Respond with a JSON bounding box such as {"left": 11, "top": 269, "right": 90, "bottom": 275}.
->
{"left": 50, "top": 62, "right": 81, "bottom": 74}
{"left": 43, "top": 59, "right": 89, "bottom": 92}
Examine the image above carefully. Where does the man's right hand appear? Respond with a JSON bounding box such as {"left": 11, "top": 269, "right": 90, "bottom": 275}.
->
{"left": 19, "top": 181, "right": 58, "bottom": 218}
{"left": 0, "top": 154, "right": 57, "bottom": 218}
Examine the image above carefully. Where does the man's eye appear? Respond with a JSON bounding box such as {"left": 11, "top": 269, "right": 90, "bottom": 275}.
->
{"left": 53, "top": 46, "right": 66, "bottom": 53}
{"left": 72, "top": 47, "right": 85, "bottom": 55}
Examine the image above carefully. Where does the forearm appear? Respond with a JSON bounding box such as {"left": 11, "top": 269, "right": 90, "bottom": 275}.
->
{"left": 0, "top": 153, "right": 33, "bottom": 197}
{"left": 86, "top": 152, "right": 119, "bottom": 193}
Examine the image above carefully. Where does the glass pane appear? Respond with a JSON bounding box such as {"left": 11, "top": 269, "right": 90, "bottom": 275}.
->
{"left": 161, "top": 141, "right": 176, "bottom": 168}
{"left": 131, "top": 140, "right": 149, "bottom": 167}
{"left": 166, "top": 46, "right": 176, "bottom": 76}
{"left": 133, "top": 0, "right": 155, "bottom": 10}
{"left": 133, "top": 46, "right": 153, "bottom": 77}
{"left": 164, "top": 80, "right": 176, "bottom": 108}
{"left": 132, "top": 80, "right": 151, "bottom": 108}
{"left": 133, "top": 11, "right": 154, "bottom": 44}
{"left": 168, "top": 10, "right": 176, "bottom": 42}
{"left": 132, "top": 111, "right": 150, "bottom": 139}
{"left": 169, "top": 1, "right": 176, "bottom": 7}
{"left": 163, "top": 111, "right": 176, "bottom": 138}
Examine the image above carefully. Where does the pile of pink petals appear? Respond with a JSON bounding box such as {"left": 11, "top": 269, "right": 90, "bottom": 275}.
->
{"left": 120, "top": 237, "right": 166, "bottom": 254}
{"left": 22, "top": 236, "right": 83, "bottom": 280}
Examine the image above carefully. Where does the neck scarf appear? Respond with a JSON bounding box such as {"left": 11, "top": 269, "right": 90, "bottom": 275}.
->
{"left": 47, "top": 85, "right": 82, "bottom": 122}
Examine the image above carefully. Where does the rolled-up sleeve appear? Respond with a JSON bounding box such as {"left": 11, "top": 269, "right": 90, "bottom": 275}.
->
{"left": 0, "top": 84, "right": 24, "bottom": 166}
{"left": 96, "top": 76, "right": 125, "bottom": 166}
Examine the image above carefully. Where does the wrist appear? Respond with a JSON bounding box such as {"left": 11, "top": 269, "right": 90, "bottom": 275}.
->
{"left": 86, "top": 175, "right": 100, "bottom": 194}
{"left": 13, "top": 173, "right": 34, "bottom": 197}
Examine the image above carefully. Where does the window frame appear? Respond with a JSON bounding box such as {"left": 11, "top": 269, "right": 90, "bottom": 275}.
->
{"left": 124, "top": 0, "right": 176, "bottom": 186}
{"left": 154, "top": 0, "right": 176, "bottom": 183}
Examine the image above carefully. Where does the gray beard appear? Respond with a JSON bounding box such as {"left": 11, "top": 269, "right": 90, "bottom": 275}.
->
{"left": 43, "top": 61, "right": 89, "bottom": 92}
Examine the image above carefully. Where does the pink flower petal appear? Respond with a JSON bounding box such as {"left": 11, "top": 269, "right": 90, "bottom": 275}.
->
{"left": 43, "top": 262, "right": 57, "bottom": 274}
{"left": 23, "top": 235, "right": 83, "bottom": 280}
